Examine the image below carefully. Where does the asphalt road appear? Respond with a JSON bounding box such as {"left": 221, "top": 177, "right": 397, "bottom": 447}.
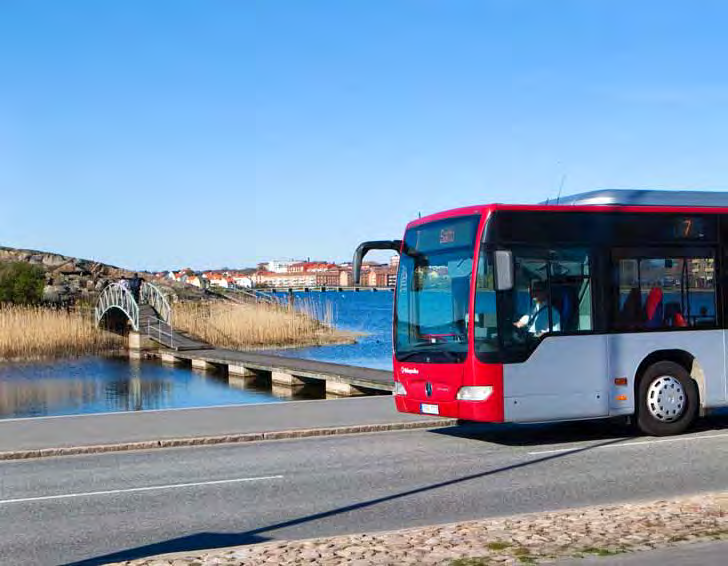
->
{"left": 2, "top": 417, "right": 728, "bottom": 566}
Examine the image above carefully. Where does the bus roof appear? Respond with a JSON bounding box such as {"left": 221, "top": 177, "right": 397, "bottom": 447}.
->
{"left": 407, "top": 190, "right": 728, "bottom": 229}
{"left": 546, "top": 189, "right": 728, "bottom": 207}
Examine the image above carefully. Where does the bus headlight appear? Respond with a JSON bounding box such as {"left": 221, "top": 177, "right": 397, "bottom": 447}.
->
{"left": 393, "top": 381, "right": 407, "bottom": 395}
{"left": 456, "top": 386, "right": 493, "bottom": 401}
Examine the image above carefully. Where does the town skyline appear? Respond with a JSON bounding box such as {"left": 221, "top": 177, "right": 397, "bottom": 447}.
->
{"left": 159, "top": 256, "right": 399, "bottom": 290}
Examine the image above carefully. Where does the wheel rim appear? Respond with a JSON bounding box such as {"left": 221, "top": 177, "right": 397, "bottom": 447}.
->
{"left": 647, "top": 376, "right": 686, "bottom": 422}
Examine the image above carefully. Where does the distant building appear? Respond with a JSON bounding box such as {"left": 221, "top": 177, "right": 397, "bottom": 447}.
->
{"left": 186, "top": 275, "right": 206, "bottom": 289}
{"left": 362, "top": 266, "right": 397, "bottom": 287}
{"left": 205, "top": 273, "right": 231, "bottom": 289}
{"left": 316, "top": 270, "right": 341, "bottom": 287}
{"left": 339, "top": 268, "right": 352, "bottom": 287}
{"left": 254, "top": 271, "right": 316, "bottom": 288}
{"left": 233, "top": 275, "right": 253, "bottom": 288}
{"left": 267, "top": 260, "right": 302, "bottom": 274}
{"left": 252, "top": 258, "right": 395, "bottom": 288}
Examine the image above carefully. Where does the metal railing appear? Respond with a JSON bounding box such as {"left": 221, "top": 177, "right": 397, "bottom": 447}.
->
{"left": 94, "top": 283, "right": 140, "bottom": 331}
{"left": 140, "top": 282, "right": 172, "bottom": 323}
{"left": 145, "top": 314, "right": 175, "bottom": 349}
{"left": 236, "top": 288, "right": 280, "bottom": 305}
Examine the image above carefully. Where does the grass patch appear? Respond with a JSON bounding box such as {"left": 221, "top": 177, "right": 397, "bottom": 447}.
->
{"left": 512, "top": 547, "right": 536, "bottom": 563}
{"left": 0, "top": 305, "right": 123, "bottom": 360}
{"left": 173, "top": 299, "right": 354, "bottom": 349}
{"left": 449, "top": 559, "right": 491, "bottom": 566}
{"left": 486, "top": 541, "right": 512, "bottom": 551}
{"left": 581, "top": 547, "right": 625, "bottom": 557}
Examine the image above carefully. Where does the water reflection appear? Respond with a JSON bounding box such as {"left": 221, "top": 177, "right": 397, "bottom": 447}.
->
{"left": 104, "top": 358, "right": 172, "bottom": 412}
{"left": 0, "top": 357, "right": 306, "bottom": 420}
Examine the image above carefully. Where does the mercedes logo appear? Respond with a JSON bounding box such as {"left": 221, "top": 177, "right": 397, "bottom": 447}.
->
{"left": 425, "top": 382, "right": 433, "bottom": 397}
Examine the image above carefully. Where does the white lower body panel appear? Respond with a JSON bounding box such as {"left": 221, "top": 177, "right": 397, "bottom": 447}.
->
{"left": 504, "top": 335, "right": 608, "bottom": 423}
{"left": 503, "top": 330, "right": 727, "bottom": 424}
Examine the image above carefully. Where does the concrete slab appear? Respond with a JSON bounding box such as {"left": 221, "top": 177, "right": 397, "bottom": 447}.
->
{"left": 228, "top": 364, "right": 258, "bottom": 377}
{"left": 166, "top": 348, "right": 394, "bottom": 392}
{"left": 326, "top": 381, "right": 366, "bottom": 396}
{"left": 191, "top": 358, "right": 217, "bottom": 371}
{"left": 160, "top": 352, "right": 182, "bottom": 364}
{"left": 271, "top": 371, "right": 308, "bottom": 387}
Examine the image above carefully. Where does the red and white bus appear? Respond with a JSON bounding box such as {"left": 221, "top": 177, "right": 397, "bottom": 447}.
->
{"left": 354, "top": 190, "right": 728, "bottom": 436}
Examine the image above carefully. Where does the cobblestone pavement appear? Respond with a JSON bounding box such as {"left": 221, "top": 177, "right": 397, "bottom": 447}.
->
{"left": 107, "top": 491, "right": 728, "bottom": 566}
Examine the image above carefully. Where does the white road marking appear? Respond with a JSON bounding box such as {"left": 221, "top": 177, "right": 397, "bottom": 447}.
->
{"left": 0, "top": 475, "right": 284, "bottom": 505}
{"left": 528, "top": 432, "right": 728, "bottom": 456}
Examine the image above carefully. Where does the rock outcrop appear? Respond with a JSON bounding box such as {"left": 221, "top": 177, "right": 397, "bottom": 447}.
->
{"left": 0, "top": 245, "right": 203, "bottom": 305}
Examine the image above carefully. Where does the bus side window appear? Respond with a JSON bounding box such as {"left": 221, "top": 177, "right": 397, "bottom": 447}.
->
{"left": 687, "top": 257, "right": 716, "bottom": 326}
{"left": 613, "top": 255, "right": 716, "bottom": 330}
{"left": 550, "top": 250, "right": 593, "bottom": 332}
{"left": 616, "top": 259, "right": 642, "bottom": 329}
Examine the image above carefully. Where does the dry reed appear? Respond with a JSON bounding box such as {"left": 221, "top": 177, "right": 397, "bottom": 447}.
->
{"left": 173, "top": 299, "right": 354, "bottom": 349}
{"left": 0, "top": 304, "right": 124, "bottom": 361}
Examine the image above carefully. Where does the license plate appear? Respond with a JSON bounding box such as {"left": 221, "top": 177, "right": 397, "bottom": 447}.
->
{"left": 421, "top": 403, "right": 439, "bottom": 415}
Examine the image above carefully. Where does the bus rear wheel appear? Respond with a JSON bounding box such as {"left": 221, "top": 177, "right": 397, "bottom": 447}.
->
{"left": 636, "top": 361, "right": 698, "bottom": 436}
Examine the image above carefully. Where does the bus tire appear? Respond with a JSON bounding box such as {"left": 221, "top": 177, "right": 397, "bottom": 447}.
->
{"left": 636, "top": 361, "right": 698, "bottom": 437}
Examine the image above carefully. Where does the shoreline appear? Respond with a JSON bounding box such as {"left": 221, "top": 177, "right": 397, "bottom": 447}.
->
{"left": 0, "top": 331, "right": 365, "bottom": 365}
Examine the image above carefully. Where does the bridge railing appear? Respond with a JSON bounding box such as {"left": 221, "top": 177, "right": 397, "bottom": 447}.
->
{"left": 141, "top": 282, "right": 172, "bottom": 324}
{"left": 94, "top": 283, "right": 140, "bottom": 331}
{"left": 145, "top": 314, "right": 175, "bottom": 349}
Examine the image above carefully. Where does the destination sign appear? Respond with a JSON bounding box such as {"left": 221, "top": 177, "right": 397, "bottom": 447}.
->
{"left": 405, "top": 216, "right": 480, "bottom": 253}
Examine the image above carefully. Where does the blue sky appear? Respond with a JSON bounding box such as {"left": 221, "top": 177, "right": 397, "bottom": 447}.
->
{"left": 2, "top": 1, "right": 728, "bottom": 270}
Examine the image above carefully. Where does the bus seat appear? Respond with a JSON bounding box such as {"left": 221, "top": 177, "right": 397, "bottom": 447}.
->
{"left": 552, "top": 284, "right": 578, "bottom": 332}
{"left": 645, "top": 287, "right": 664, "bottom": 328}
{"left": 664, "top": 302, "right": 688, "bottom": 328}
{"left": 619, "top": 287, "right": 643, "bottom": 328}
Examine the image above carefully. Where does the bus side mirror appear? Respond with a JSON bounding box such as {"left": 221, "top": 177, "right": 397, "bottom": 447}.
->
{"left": 494, "top": 250, "right": 514, "bottom": 291}
{"left": 353, "top": 240, "right": 402, "bottom": 285}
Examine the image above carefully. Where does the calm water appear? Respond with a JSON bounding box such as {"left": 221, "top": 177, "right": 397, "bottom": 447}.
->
{"left": 265, "top": 291, "right": 394, "bottom": 370}
{"left": 0, "top": 357, "right": 293, "bottom": 419}
{"left": 0, "top": 292, "right": 394, "bottom": 419}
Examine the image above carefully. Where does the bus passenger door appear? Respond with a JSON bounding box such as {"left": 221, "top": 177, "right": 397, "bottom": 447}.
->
{"left": 502, "top": 249, "right": 610, "bottom": 422}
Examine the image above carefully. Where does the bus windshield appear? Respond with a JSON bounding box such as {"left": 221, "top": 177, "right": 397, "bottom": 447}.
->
{"left": 395, "top": 215, "right": 480, "bottom": 363}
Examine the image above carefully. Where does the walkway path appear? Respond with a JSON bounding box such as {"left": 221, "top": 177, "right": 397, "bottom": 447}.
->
{"left": 164, "top": 348, "right": 394, "bottom": 392}
{"left": 0, "top": 396, "right": 448, "bottom": 459}
{"left": 139, "top": 305, "right": 210, "bottom": 350}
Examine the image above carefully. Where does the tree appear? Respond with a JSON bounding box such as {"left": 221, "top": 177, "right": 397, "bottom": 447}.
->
{"left": 0, "top": 262, "right": 46, "bottom": 305}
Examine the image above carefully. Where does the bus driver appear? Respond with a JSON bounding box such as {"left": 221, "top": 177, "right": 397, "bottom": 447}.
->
{"left": 514, "top": 284, "right": 560, "bottom": 337}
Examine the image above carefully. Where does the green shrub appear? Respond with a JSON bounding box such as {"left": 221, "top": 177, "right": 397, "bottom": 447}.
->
{"left": 0, "top": 262, "right": 45, "bottom": 305}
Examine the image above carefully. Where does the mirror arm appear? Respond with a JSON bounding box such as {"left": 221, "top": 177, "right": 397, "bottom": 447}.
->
{"left": 353, "top": 240, "right": 402, "bottom": 285}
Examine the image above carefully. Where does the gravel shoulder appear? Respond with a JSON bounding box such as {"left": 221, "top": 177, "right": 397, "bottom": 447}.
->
{"left": 106, "top": 491, "right": 728, "bottom": 566}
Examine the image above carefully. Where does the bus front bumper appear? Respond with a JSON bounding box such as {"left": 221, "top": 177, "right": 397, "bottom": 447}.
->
{"left": 394, "top": 395, "right": 504, "bottom": 423}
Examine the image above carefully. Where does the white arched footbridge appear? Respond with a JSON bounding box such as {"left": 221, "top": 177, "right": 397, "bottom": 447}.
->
{"left": 95, "top": 282, "right": 205, "bottom": 350}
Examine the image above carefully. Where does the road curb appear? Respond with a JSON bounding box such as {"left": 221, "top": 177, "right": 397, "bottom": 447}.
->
{"left": 0, "top": 418, "right": 454, "bottom": 461}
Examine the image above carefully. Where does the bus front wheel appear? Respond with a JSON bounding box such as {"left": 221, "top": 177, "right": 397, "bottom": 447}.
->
{"left": 636, "top": 361, "right": 698, "bottom": 437}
